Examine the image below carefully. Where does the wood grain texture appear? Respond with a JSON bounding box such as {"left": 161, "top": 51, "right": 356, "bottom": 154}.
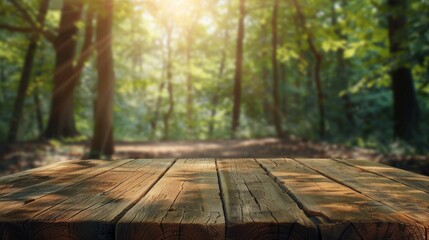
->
{"left": 0, "top": 159, "right": 173, "bottom": 240}
{"left": 0, "top": 159, "right": 82, "bottom": 182}
{"left": 1, "top": 158, "right": 428, "bottom": 240}
{"left": 295, "top": 158, "right": 429, "bottom": 227}
{"left": 0, "top": 159, "right": 130, "bottom": 217}
{"left": 0, "top": 160, "right": 97, "bottom": 195}
{"left": 257, "top": 158, "right": 427, "bottom": 240}
{"left": 217, "top": 158, "right": 317, "bottom": 240}
{"left": 116, "top": 159, "right": 224, "bottom": 240}
{"left": 335, "top": 158, "right": 429, "bottom": 194}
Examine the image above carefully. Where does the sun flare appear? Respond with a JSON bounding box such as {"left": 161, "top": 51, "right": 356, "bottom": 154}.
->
{"left": 143, "top": 0, "right": 203, "bottom": 27}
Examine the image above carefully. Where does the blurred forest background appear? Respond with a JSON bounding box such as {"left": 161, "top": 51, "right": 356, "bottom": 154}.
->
{"left": 0, "top": 0, "right": 428, "bottom": 176}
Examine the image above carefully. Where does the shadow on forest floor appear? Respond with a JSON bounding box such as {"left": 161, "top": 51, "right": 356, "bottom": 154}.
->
{"left": 1, "top": 138, "right": 428, "bottom": 177}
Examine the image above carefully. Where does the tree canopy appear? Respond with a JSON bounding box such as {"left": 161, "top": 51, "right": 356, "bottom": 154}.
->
{"left": 0, "top": 0, "right": 428, "bottom": 157}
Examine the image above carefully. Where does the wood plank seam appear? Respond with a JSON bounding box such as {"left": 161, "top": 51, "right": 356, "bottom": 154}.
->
{"left": 333, "top": 158, "right": 429, "bottom": 195}
{"left": 112, "top": 158, "right": 177, "bottom": 225}
{"left": 257, "top": 158, "right": 429, "bottom": 240}
{"left": 254, "top": 158, "right": 323, "bottom": 239}
{"left": 292, "top": 158, "right": 427, "bottom": 228}
{"left": 5, "top": 159, "right": 176, "bottom": 239}
{"left": 218, "top": 158, "right": 318, "bottom": 239}
{"left": 159, "top": 177, "right": 185, "bottom": 237}
{"left": 215, "top": 159, "right": 228, "bottom": 240}
{"left": 2, "top": 158, "right": 427, "bottom": 239}
{"left": 116, "top": 159, "right": 224, "bottom": 239}
{"left": 24, "top": 159, "right": 137, "bottom": 220}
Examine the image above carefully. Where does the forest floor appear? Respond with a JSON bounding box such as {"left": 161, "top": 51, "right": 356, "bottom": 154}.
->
{"left": 0, "top": 137, "right": 428, "bottom": 177}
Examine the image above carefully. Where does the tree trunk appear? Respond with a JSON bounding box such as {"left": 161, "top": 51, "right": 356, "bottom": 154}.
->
{"left": 7, "top": 0, "right": 49, "bottom": 142}
{"left": 231, "top": 0, "right": 245, "bottom": 138}
{"left": 45, "top": 0, "right": 83, "bottom": 139}
{"left": 330, "top": 0, "right": 354, "bottom": 127}
{"left": 305, "top": 56, "right": 314, "bottom": 112}
{"left": 186, "top": 32, "right": 194, "bottom": 132}
{"left": 89, "top": 0, "right": 115, "bottom": 158}
{"left": 33, "top": 86, "right": 44, "bottom": 135}
{"left": 163, "top": 28, "right": 174, "bottom": 140}
{"left": 387, "top": 0, "right": 420, "bottom": 143}
{"left": 271, "top": 0, "right": 283, "bottom": 138}
{"left": 73, "top": 9, "right": 95, "bottom": 90}
{"left": 292, "top": 0, "right": 326, "bottom": 138}
{"left": 208, "top": 93, "right": 219, "bottom": 138}
{"left": 279, "top": 62, "right": 288, "bottom": 117}
{"left": 209, "top": 33, "right": 228, "bottom": 137}
{"left": 149, "top": 41, "right": 169, "bottom": 138}
{"left": 0, "top": 60, "right": 3, "bottom": 103}
{"left": 312, "top": 45, "right": 325, "bottom": 138}
{"left": 150, "top": 44, "right": 167, "bottom": 137}
{"left": 262, "top": 65, "right": 273, "bottom": 124}
{"left": 0, "top": 61, "right": 4, "bottom": 127}
{"left": 151, "top": 80, "right": 165, "bottom": 134}
{"left": 292, "top": 8, "right": 307, "bottom": 121}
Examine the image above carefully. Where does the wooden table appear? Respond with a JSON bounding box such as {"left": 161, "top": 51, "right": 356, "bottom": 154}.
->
{"left": 0, "top": 158, "right": 428, "bottom": 240}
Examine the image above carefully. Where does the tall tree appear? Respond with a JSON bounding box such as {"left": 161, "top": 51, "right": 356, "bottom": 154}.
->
{"left": 185, "top": 6, "right": 200, "bottom": 133}
{"left": 7, "top": 0, "right": 49, "bottom": 142}
{"left": 271, "top": 0, "right": 283, "bottom": 137}
{"left": 33, "top": 85, "right": 44, "bottom": 135}
{"left": 231, "top": 0, "right": 245, "bottom": 137}
{"left": 89, "top": 0, "right": 115, "bottom": 158}
{"left": 150, "top": 45, "right": 166, "bottom": 137}
{"left": 291, "top": 0, "right": 326, "bottom": 138}
{"left": 1, "top": 0, "right": 93, "bottom": 140}
{"left": 330, "top": 0, "right": 354, "bottom": 128}
{"left": 387, "top": 0, "right": 420, "bottom": 142}
{"left": 45, "top": 0, "right": 84, "bottom": 139}
{"left": 0, "top": 60, "right": 4, "bottom": 117}
{"left": 71, "top": 8, "right": 95, "bottom": 100}
{"left": 163, "top": 27, "right": 174, "bottom": 139}
{"left": 185, "top": 30, "right": 194, "bottom": 132}
{"left": 209, "top": 30, "right": 229, "bottom": 137}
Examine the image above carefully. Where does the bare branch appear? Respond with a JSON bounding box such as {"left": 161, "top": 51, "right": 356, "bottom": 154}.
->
{"left": 9, "top": 0, "right": 37, "bottom": 27}
{"left": 0, "top": 24, "right": 36, "bottom": 33}
{"left": 8, "top": 0, "right": 56, "bottom": 44}
{"left": 76, "top": 10, "right": 95, "bottom": 72}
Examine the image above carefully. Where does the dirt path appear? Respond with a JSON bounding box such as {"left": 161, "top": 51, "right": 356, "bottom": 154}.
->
{"left": 1, "top": 138, "right": 428, "bottom": 177}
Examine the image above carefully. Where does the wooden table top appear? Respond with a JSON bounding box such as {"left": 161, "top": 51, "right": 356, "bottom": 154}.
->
{"left": 0, "top": 158, "right": 428, "bottom": 240}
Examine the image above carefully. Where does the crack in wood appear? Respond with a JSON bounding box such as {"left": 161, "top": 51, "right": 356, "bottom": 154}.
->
{"left": 112, "top": 159, "right": 176, "bottom": 225}
{"left": 255, "top": 158, "right": 330, "bottom": 225}
{"left": 214, "top": 159, "right": 228, "bottom": 240}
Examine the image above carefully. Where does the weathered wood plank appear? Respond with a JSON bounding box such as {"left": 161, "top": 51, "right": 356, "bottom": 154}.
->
{"left": 0, "top": 159, "right": 174, "bottom": 240}
{"left": 217, "top": 158, "right": 317, "bottom": 240}
{"left": 0, "top": 159, "right": 131, "bottom": 218}
{"left": 116, "top": 159, "right": 224, "bottom": 240}
{"left": 1, "top": 158, "right": 428, "bottom": 240}
{"left": 295, "top": 158, "right": 429, "bottom": 227}
{"left": 335, "top": 158, "right": 429, "bottom": 194}
{"left": 0, "top": 160, "right": 119, "bottom": 200}
{"left": 0, "top": 160, "right": 92, "bottom": 195}
{"left": 0, "top": 159, "right": 79, "bottom": 183}
{"left": 257, "top": 158, "right": 427, "bottom": 240}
